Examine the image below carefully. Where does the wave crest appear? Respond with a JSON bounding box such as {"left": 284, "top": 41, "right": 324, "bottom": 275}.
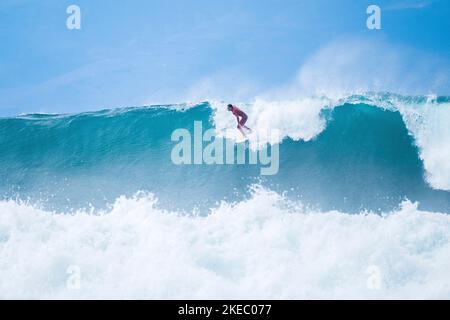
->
{"left": 211, "top": 93, "right": 450, "bottom": 191}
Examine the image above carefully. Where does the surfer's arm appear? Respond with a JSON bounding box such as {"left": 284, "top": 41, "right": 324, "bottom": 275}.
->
{"left": 234, "top": 115, "right": 241, "bottom": 126}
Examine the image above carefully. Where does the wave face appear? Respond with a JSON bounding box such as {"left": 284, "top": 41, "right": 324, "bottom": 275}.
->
{"left": 0, "top": 94, "right": 449, "bottom": 213}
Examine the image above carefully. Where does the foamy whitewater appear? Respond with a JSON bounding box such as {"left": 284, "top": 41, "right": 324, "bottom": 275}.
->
{"left": 0, "top": 92, "right": 449, "bottom": 299}
{"left": 1, "top": 189, "right": 450, "bottom": 299}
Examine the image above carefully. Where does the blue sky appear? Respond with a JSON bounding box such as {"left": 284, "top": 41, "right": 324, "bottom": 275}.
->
{"left": 0, "top": 0, "right": 449, "bottom": 115}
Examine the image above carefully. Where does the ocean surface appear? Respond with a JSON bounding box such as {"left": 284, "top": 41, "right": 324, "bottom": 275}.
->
{"left": 1, "top": 92, "right": 449, "bottom": 298}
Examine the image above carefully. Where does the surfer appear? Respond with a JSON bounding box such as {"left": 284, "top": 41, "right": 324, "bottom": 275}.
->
{"left": 227, "top": 104, "right": 252, "bottom": 137}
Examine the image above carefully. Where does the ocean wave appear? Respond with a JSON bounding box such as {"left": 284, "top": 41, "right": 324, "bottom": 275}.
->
{"left": 0, "top": 93, "right": 449, "bottom": 213}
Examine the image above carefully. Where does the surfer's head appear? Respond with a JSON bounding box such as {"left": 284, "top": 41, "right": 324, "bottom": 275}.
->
{"left": 227, "top": 104, "right": 233, "bottom": 111}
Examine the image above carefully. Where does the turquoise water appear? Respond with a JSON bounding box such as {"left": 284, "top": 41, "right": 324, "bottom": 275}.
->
{"left": 1, "top": 94, "right": 449, "bottom": 213}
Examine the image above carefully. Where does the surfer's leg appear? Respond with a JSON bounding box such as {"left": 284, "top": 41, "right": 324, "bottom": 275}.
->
{"left": 237, "top": 126, "right": 247, "bottom": 138}
{"left": 239, "top": 116, "right": 251, "bottom": 132}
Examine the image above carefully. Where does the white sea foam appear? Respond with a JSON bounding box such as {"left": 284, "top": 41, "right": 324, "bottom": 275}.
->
{"left": 1, "top": 188, "right": 449, "bottom": 299}
{"left": 211, "top": 96, "right": 333, "bottom": 145}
